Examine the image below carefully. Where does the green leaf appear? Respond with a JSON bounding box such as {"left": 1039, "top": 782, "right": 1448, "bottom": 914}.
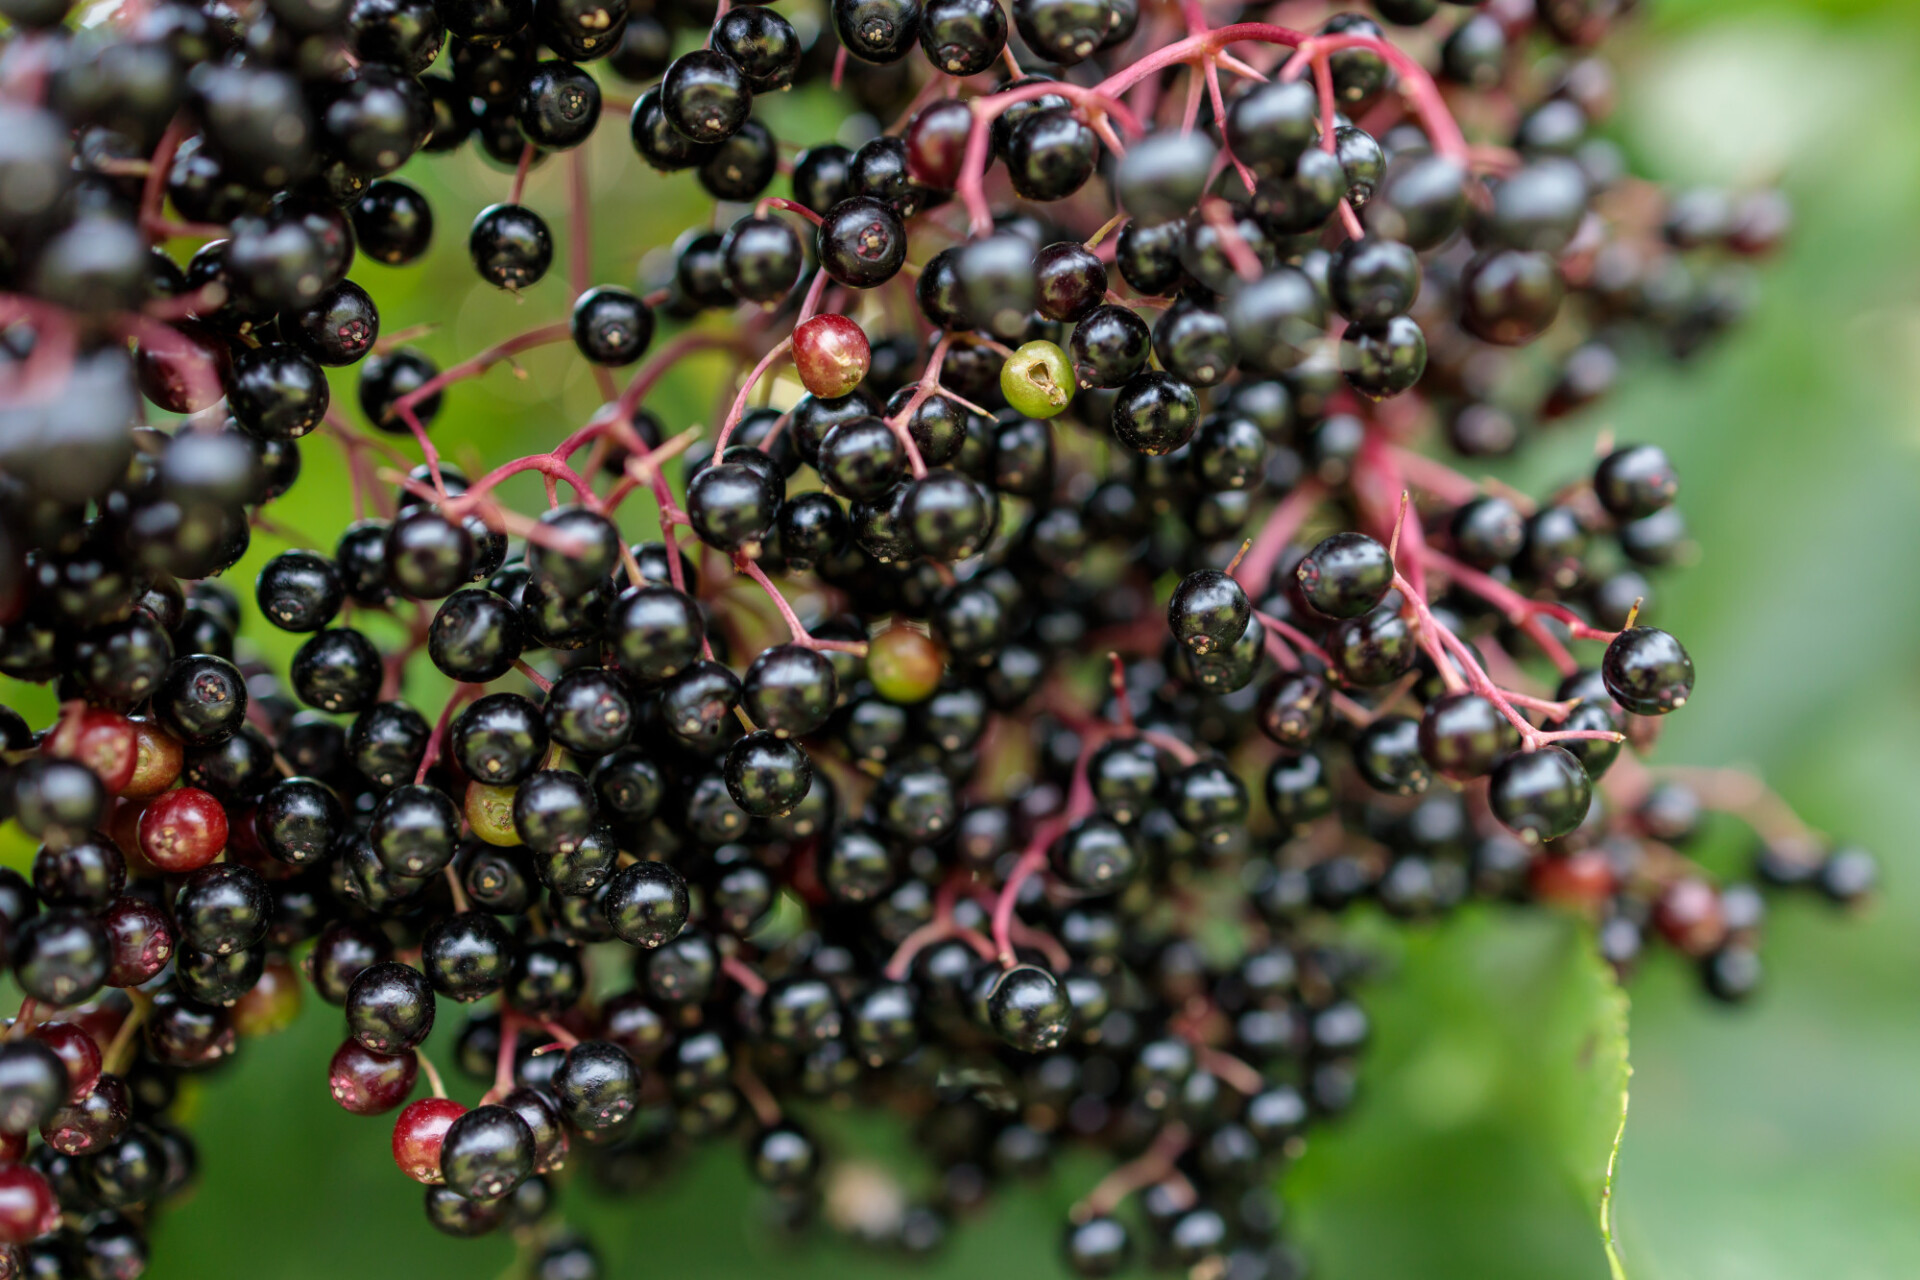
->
{"left": 1287, "top": 908, "right": 1632, "bottom": 1280}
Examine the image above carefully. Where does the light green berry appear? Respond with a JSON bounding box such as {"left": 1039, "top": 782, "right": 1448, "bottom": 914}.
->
{"left": 1000, "top": 340, "right": 1075, "bottom": 419}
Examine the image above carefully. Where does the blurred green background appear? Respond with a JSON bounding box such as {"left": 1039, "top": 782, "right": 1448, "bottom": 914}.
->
{"left": 31, "top": 0, "right": 1920, "bottom": 1274}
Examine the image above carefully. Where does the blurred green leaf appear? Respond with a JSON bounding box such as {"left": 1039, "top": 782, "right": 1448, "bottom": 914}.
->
{"left": 1286, "top": 910, "right": 1629, "bottom": 1280}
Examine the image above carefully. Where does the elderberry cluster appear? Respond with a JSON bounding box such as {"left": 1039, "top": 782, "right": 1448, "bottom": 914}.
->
{"left": 0, "top": 0, "right": 1875, "bottom": 1272}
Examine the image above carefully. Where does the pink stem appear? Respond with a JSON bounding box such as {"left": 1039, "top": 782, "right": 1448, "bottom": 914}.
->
{"left": 957, "top": 82, "right": 1147, "bottom": 235}
{"left": 884, "top": 917, "right": 997, "bottom": 980}
{"left": 568, "top": 148, "right": 591, "bottom": 300}
{"left": 796, "top": 265, "right": 832, "bottom": 325}
{"left": 1138, "top": 728, "right": 1199, "bottom": 767}
{"left": 509, "top": 143, "right": 535, "bottom": 205}
{"left": 731, "top": 555, "right": 868, "bottom": 653}
{"left": 390, "top": 322, "right": 574, "bottom": 495}
{"left": 759, "top": 197, "right": 824, "bottom": 228}
{"left": 711, "top": 336, "right": 793, "bottom": 457}
{"left": 721, "top": 954, "right": 767, "bottom": 998}
{"left": 415, "top": 684, "right": 480, "bottom": 784}
{"left": 1254, "top": 610, "right": 1334, "bottom": 668}
{"left": 1232, "top": 480, "right": 1324, "bottom": 592}
{"left": 1278, "top": 33, "right": 1468, "bottom": 163}
{"left": 1393, "top": 446, "right": 1484, "bottom": 506}
{"left": 1198, "top": 199, "right": 1262, "bottom": 283}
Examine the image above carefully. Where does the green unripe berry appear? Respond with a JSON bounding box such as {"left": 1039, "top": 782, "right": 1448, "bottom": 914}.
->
{"left": 866, "top": 626, "right": 945, "bottom": 704}
{"left": 1000, "top": 340, "right": 1075, "bottom": 419}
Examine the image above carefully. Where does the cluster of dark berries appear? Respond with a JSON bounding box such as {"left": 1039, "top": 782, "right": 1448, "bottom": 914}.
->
{"left": 0, "top": 0, "right": 1872, "bottom": 1273}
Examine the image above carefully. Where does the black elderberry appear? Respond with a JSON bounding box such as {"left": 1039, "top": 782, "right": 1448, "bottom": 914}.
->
{"left": 1352, "top": 715, "right": 1431, "bottom": 796}
{"left": 154, "top": 654, "right": 248, "bottom": 747}
{"left": 256, "top": 550, "right": 345, "bottom": 633}
{"left": 469, "top": 203, "right": 553, "bottom": 290}
{"left": 817, "top": 196, "right": 908, "bottom": 289}
{"left": 1223, "top": 267, "right": 1326, "bottom": 377}
{"left": 1460, "top": 248, "right": 1564, "bottom": 345}
{"left": 568, "top": 286, "right": 654, "bottom": 367}
{"left": 661, "top": 49, "right": 750, "bottom": 144}
{"left": 518, "top": 58, "right": 600, "bottom": 149}
{"left": 742, "top": 644, "right": 838, "bottom": 737}
{"left": 384, "top": 507, "right": 473, "bottom": 600}
{"left": 553, "top": 1041, "right": 640, "bottom": 1132}
{"left": 534, "top": 0, "right": 624, "bottom": 59}
{"left": 1251, "top": 147, "right": 1346, "bottom": 235}
{"left": 1602, "top": 627, "right": 1694, "bottom": 715}
{"left": 350, "top": 700, "right": 431, "bottom": 789}
{"left": 1418, "top": 691, "right": 1519, "bottom": 781}
{"left": 1297, "top": 532, "right": 1394, "bottom": 619}
{"left": 1488, "top": 746, "right": 1592, "bottom": 842}
{"left": 834, "top": 0, "right": 920, "bottom": 63}
{"left": 420, "top": 917, "right": 510, "bottom": 1005}
{"left": 629, "top": 86, "right": 717, "bottom": 172}
{"left": 1050, "top": 818, "right": 1138, "bottom": 893}
{"left": 427, "top": 588, "right": 524, "bottom": 683}
{"left": 463, "top": 846, "right": 540, "bottom": 915}
{"left": 1227, "top": 80, "right": 1318, "bottom": 180}
{"left": 440, "top": 1105, "right": 533, "bottom": 1202}
{"left": 1367, "top": 153, "right": 1469, "bottom": 249}
{"left": 1594, "top": 444, "right": 1679, "bottom": 519}
{"left": 1067, "top": 305, "right": 1150, "bottom": 390}
{"left": 988, "top": 965, "right": 1071, "bottom": 1052}
{"left": 369, "top": 783, "right": 460, "bottom": 878}
{"left": 1330, "top": 237, "right": 1421, "bottom": 323}
{"left": 544, "top": 667, "right": 633, "bottom": 758}
{"left": 686, "top": 462, "right": 779, "bottom": 554}
{"left": 1114, "top": 132, "right": 1215, "bottom": 227}
{"left": 1111, "top": 371, "right": 1199, "bottom": 455}
{"left": 603, "top": 860, "right": 689, "bottom": 948}
{"left": 1481, "top": 158, "right": 1589, "bottom": 254}
{"left": 291, "top": 627, "right": 383, "bottom": 714}
{"left": 174, "top": 863, "right": 272, "bottom": 956}
{"left": 720, "top": 215, "right": 801, "bottom": 304}
{"left": 1012, "top": 0, "right": 1104, "bottom": 64}
{"left": 448, "top": 696, "right": 546, "bottom": 790}
{"left": 1004, "top": 108, "right": 1096, "bottom": 203}
{"left": 918, "top": 0, "right": 1005, "bottom": 74}
{"left": 227, "top": 345, "right": 331, "bottom": 441}
{"left": 1341, "top": 314, "right": 1428, "bottom": 399}
{"left": 512, "top": 769, "right": 598, "bottom": 857}
{"left": 286, "top": 279, "right": 380, "bottom": 367}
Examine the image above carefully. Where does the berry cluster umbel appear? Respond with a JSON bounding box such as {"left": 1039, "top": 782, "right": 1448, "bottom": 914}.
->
{"left": 0, "top": 0, "right": 1869, "bottom": 1273}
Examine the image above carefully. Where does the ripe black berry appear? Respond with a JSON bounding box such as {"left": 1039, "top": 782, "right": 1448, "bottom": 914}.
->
{"left": 1602, "top": 626, "right": 1694, "bottom": 715}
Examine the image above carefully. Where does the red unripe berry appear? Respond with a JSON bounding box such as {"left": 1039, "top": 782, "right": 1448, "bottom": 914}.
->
{"left": 101, "top": 896, "right": 175, "bottom": 989}
{"left": 121, "top": 719, "right": 185, "bottom": 800}
{"left": 225, "top": 805, "right": 298, "bottom": 882}
{"left": 1653, "top": 876, "right": 1727, "bottom": 956}
{"left": 331, "top": 1038, "right": 419, "bottom": 1116}
{"left": 904, "top": 97, "right": 974, "bottom": 191}
{"left": 0, "top": 1166, "right": 58, "bottom": 1244}
{"left": 233, "top": 957, "right": 303, "bottom": 1037}
{"left": 1529, "top": 848, "right": 1616, "bottom": 908}
{"left": 42, "top": 708, "right": 138, "bottom": 795}
{"left": 793, "top": 314, "right": 870, "bottom": 399}
{"left": 137, "top": 788, "right": 228, "bottom": 873}
{"left": 54, "top": 994, "right": 130, "bottom": 1056}
{"left": 392, "top": 1096, "right": 467, "bottom": 1183}
{"left": 135, "top": 319, "right": 231, "bottom": 414}
{"left": 29, "top": 1023, "right": 102, "bottom": 1103}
